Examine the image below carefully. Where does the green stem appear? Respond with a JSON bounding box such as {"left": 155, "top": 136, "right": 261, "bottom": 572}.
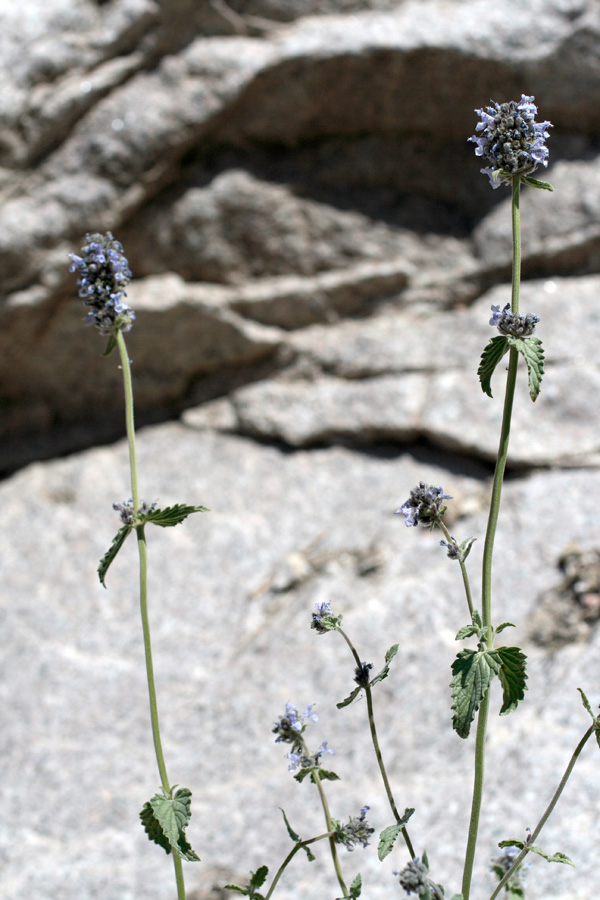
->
{"left": 303, "top": 738, "right": 347, "bottom": 897}
{"left": 488, "top": 724, "right": 595, "bottom": 900}
{"left": 461, "top": 175, "right": 522, "bottom": 900}
{"left": 337, "top": 627, "right": 415, "bottom": 859}
{"left": 438, "top": 520, "right": 474, "bottom": 619}
{"left": 461, "top": 687, "right": 491, "bottom": 899}
{"left": 116, "top": 331, "right": 186, "bottom": 900}
{"left": 264, "top": 832, "right": 333, "bottom": 900}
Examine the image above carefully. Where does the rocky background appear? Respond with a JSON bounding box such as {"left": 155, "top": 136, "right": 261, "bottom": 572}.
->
{"left": 2, "top": 1, "right": 600, "bottom": 898}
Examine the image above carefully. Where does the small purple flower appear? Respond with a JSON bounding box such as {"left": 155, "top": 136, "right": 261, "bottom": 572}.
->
{"left": 395, "top": 857, "right": 432, "bottom": 897}
{"left": 273, "top": 702, "right": 318, "bottom": 743}
{"left": 287, "top": 740, "right": 334, "bottom": 771}
{"left": 69, "top": 232, "right": 134, "bottom": 334}
{"left": 395, "top": 482, "right": 452, "bottom": 529}
{"left": 311, "top": 599, "right": 339, "bottom": 634}
{"left": 113, "top": 499, "right": 157, "bottom": 526}
{"left": 469, "top": 94, "right": 551, "bottom": 188}
{"left": 490, "top": 303, "right": 540, "bottom": 336}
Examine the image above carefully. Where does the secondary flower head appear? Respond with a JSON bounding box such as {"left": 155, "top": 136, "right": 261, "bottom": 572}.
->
{"left": 287, "top": 740, "right": 334, "bottom": 771}
{"left": 469, "top": 94, "right": 551, "bottom": 188}
{"left": 69, "top": 231, "right": 134, "bottom": 334}
{"left": 335, "top": 806, "right": 374, "bottom": 852}
{"left": 113, "top": 499, "right": 157, "bottom": 526}
{"left": 395, "top": 482, "right": 452, "bottom": 529}
{"left": 490, "top": 303, "right": 540, "bottom": 337}
{"left": 273, "top": 702, "right": 318, "bottom": 743}
{"left": 395, "top": 857, "right": 435, "bottom": 897}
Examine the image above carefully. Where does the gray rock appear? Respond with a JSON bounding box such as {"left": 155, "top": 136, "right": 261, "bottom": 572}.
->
{"left": 2, "top": 424, "right": 599, "bottom": 900}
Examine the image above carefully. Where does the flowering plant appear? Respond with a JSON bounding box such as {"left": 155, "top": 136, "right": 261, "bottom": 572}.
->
{"left": 68, "top": 95, "right": 599, "bottom": 900}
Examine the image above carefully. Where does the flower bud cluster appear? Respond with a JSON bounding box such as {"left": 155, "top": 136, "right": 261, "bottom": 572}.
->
{"left": 396, "top": 483, "right": 452, "bottom": 529}
{"left": 335, "top": 806, "right": 374, "bottom": 852}
{"left": 113, "top": 499, "right": 156, "bottom": 526}
{"left": 490, "top": 303, "right": 539, "bottom": 337}
{"left": 395, "top": 857, "right": 437, "bottom": 898}
{"left": 69, "top": 232, "right": 134, "bottom": 334}
{"left": 469, "top": 94, "right": 551, "bottom": 188}
{"left": 287, "top": 740, "right": 334, "bottom": 772}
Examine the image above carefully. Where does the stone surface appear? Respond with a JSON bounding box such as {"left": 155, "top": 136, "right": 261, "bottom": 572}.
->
{"left": 2, "top": 426, "right": 600, "bottom": 900}
{"left": 3, "top": 0, "right": 600, "bottom": 469}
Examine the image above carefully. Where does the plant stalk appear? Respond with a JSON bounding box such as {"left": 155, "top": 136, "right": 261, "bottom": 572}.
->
{"left": 116, "top": 330, "right": 186, "bottom": 900}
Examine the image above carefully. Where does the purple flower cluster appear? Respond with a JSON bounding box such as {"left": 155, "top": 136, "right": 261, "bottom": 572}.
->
{"left": 396, "top": 482, "right": 452, "bottom": 529}
{"left": 69, "top": 232, "right": 134, "bottom": 334}
{"left": 113, "top": 499, "right": 157, "bottom": 526}
{"left": 490, "top": 303, "right": 540, "bottom": 337}
{"left": 272, "top": 702, "right": 318, "bottom": 744}
{"left": 469, "top": 94, "right": 551, "bottom": 188}
{"left": 335, "top": 806, "right": 374, "bottom": 852}
{"left": 287, "top": 740, "right": 334, "bottom": 772}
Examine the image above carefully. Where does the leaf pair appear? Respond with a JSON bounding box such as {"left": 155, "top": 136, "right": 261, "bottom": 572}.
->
{"left": 450, "top": 646, "right": 527, "bottom": 738}
{"left": 478, "top": 335, "right": 544, "bottom": 401}
{"left": 337, "top": 645, "right": 399, "bottom": 709}
{"left": 98, "top": 503, "right": 208, "bottom": 586}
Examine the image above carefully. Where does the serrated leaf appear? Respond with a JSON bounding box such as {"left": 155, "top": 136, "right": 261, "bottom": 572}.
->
{"left": 144, "top": 503, "right": 209, "bottom": 527}
{"left": 496, "top": 646, "right": 528, "bottom": 715}
{"left": 98, "top": 525, "right": 132, "bottom": 587}
{"left": 508, "top": 336, "right": 545, "bottom": 401}
{"left": 140, "top": 801, "right": 172, "bottom": 855}
{"left": 377, "top": 809, "right": 415, "bottom": 860}
{"left": 478, "top": 335, "right": 510, "bottom": 398}
{"left": 337, "top": 685, "right": 362, "bottom": 709}
{"left": 311, "top": 768, "right": 339, "bottom": 783}
{"left": 369, "top": 644, "right": 399, "bottom": 687}
{"left": 147, "top": 787, "right": 200, "bottom": 861}
{"left": 455, "top": 624, "right": 479, "bottom": 641}
{"left": 224, "top": 887, "right": 248, "bottom": 896}
{"left": 249, "top": 866, "right": 269, "bottom": 889}
{"left": 495, "top": 622, "right": 516, "bottom": 635}
{"left": 349, "top": 873, "right": 362, "bottom": 898}
{"left": 472, "top": 609, "right": 483, "bottom": 629}
{"left": 451, "top": 649, "right": 502, "bottom": 738}
{"left": 498, "top": 840, "right": 574, "bottom": 866}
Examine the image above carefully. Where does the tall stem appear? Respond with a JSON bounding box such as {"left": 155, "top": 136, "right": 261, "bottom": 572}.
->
{"left": 116, "top": 330, "right": 186, "bottom": 900}
{"left": 461, "top": 176, "right": 522, "bottom": 900}
{"left": 311, "top": 764, "right": 348, "bottom": 896}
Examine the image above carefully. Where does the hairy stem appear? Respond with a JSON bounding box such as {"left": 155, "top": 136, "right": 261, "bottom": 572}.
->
{"left": 116, "top": 331, "right": 186, "bottom": 900}
{"left": 338, "top": 627, "right": 415, "bottom": 859}
{"left": 310, "top": 763, "right": 348, "bottom": 896}
{"left": 438, "top": 520, "right": 474, "bottom": 620}
{"left": 461, "top": 175, "right": 522, "bottom": 900}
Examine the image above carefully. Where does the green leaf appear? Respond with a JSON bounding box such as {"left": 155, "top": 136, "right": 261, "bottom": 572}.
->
{"left": 142, "top": 787, "right": 200, "bottom": 861}
{"left": 349, "top": 873, "right": 362, "bottom": 898}
{"left": 316, "top": 614, "right": 343, "bottom": 632}
{"left": 337, "top": 685, "right": 361, "bottom": 709}
{"left": 102, "top": 333, "right": 118, "bottom": 357}
{"left": 144, "top": 503, "right": 209, "bottom": 527}
{"left": 225, "top": 868, "right": 269, "bottom": 898}
{"left": 311, "top": 768, "right": 339, "bottom": 783}
{"left": 370, "top": 644, "right": 399, "bottom": 687}
{"left": 478, "top": 335, "right": 509, "bottom": 398}
{"left": 499, "top": 839, "right": 574, "bottom": 866}
{"left": 496, "top": 646, "right": 528, "bottom": 715}
{"left": 449, "top": 895, "right": 464, "bottom": 900}
{"left": 451, "top": 649, "right": 502, "bottom": 738}
{"left": 377, "top": 810, "right": 415, "bottom": 860}
{"left": 279, "top": 809, "right": 315, "bottom": 860}
{"left": 495, "top": 622, "right": 516, "bottom": 636}
{"left": 578, "top": 687, "right": 594, "bottom": 718}
{"left": 140, "top": 800, "right": 172, "bottom": 855}
{"left": 507, "top": 336, "right": 545, "bottom": 401}
{"left": 455, "top": 624, "right": 479, "bottom": 641}
{"left": 459, "top": 537, "right": 477, "bottom": 562}
{"left": 521, "top": 175, "right": 554, "bottom": 191}
{"left": 98, "top": 525, "right": 132, "bottom": 587}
